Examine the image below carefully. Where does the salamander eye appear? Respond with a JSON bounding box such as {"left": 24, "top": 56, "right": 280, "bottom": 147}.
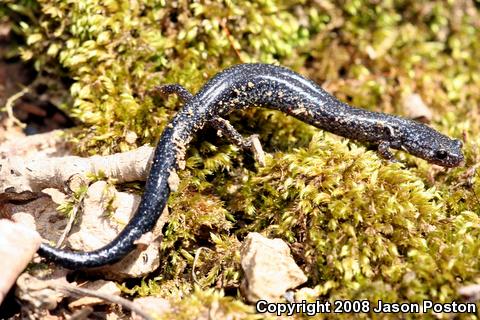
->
{"left": 435, "top": 149, "right": 448, "bottom": 159}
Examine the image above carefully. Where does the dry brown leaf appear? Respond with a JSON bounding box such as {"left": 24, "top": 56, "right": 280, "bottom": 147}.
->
{"left": 401, "top": 93, "right": 433, "bottom": 122}
{"left": 15, "top": 271, "right": 69, "bottom": 310}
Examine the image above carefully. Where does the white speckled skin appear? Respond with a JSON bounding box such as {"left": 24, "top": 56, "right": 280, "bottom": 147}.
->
{"left": 38, "top": 64, "right": 464, "bottom": 268}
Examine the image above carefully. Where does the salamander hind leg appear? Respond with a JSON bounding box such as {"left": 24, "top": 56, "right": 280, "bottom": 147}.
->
{"left": 152, "top": 84, "right": 194, "bottom": 103}
{"left": 210, "top": 117, "right": 265, "bottom": 166}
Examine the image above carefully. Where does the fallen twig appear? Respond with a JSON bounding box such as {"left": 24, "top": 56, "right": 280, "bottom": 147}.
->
{"left": 56, "top": 192, "right": 85, "bottom": 248}
{"left": 52, "top": 283, "right": 154, "bottom": 320}
{"left": 2, "top": 85, "right": 29, "bottom": 128}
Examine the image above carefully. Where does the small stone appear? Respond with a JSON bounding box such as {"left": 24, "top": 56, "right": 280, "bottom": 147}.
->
{"left": 42, "top": 188, "right": 66, "bottom": 205}
{"left": 132, "top": 297, "right": 171, "bottom": 320}
{"left": 458, "top": 284, "right": 480, "bottom": 301}
{"left": 0, "top": 220, "right": 41, "bottom": 304}
{"left": 240, "top": 232, "right": 307, "bottom": 302}
{"left": 125, "top": 131, "right": 138, "bottom": 144}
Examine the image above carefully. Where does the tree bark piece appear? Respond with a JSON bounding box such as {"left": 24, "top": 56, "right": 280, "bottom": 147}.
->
{"left": 0, "top": 145, "right": 155, "bottom": 193}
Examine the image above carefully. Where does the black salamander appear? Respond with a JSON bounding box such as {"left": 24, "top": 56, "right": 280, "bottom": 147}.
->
{"left": 38, "top": 63, "right": 464, "bottom": 268}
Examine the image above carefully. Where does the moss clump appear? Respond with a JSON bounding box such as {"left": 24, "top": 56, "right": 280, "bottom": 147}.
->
{"left": 4, "top": 0, "right": 320, "bottom": 154}
{"left": 229, "top": 133, "right": 480, "bottom": 311}
{"left": 160, "top": 173, "right": 241, "bottom": 287}
{"left": 157, "top": 286, "right": 259, "bottom": 320}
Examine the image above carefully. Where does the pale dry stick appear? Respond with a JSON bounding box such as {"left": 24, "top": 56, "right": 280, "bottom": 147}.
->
{"left": 192, "top": 246, "right": 210, "bottom": 286}
{"left": 219, "top": 18, "right": 244, "bottom": 62}
{"left": 52, "top": 283, "right": 154, "bottom": 320}
{"left": 56, "top": 192, "right": 86, "bottom": 248}
{"left": 2, "top": 85, "right": 29, "bottom": 128}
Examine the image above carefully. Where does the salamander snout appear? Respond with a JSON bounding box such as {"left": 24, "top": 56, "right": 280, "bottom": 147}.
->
{"left": 430, "top": 139, "right": 464, "bottom": 167}
{"left": 401, "top": 125, "right": 465, "bottom": 167}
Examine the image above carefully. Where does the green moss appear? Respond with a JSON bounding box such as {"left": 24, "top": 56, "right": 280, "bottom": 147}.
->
{"left": 230, "top": 133, "right": 480, "bottom": 307}
{"left": 160, "top": 174, "right": 239, "bottom": 284}
{"left": 156, "top": 286, "right": 259, "bottom": 320}
{"left": 57, "top": 184, "right": 89, "bottom": 217}
{"left": 4, "top": 0, "right": 318, "bottom": 155}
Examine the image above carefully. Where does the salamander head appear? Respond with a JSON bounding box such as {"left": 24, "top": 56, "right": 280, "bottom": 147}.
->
{"left": 400, "top": 123, "right": 464, "bottom": 168}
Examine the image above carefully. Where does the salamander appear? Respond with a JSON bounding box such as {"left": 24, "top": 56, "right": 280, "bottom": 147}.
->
{"left": 37, "top": 63, "right": 464, "bottom": 268}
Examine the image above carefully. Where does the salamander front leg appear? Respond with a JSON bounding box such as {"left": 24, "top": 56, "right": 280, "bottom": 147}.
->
{"left": 152, "top": 84, "right": 194, "bottom": 103}
{"left": 210, "top": 117, "right": 265, "bottom": 166}
{"left": 377, "top": 141, "right": 397, "bottom": 162}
